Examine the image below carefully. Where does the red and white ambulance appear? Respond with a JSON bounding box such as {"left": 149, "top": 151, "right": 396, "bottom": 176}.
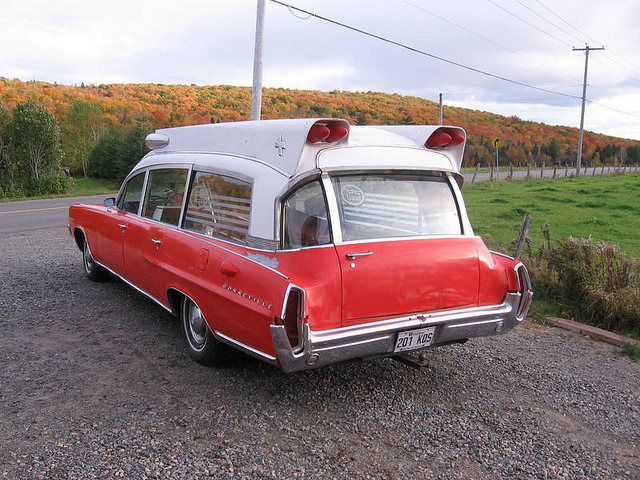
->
{"left": 69, "top": 119, "right": 532, "bottom": 372}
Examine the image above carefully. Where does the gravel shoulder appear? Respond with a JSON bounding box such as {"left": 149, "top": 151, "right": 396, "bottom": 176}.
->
{"left": 0, "top": 228, "right": 638, "bottom": 480}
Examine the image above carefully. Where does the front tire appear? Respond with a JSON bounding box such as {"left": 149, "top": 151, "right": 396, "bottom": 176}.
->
{"left": 83, "top": 240, "right": 109, "bottom": 282}
{"left": 181, "top": 296, "right": 231, "bottom": 366}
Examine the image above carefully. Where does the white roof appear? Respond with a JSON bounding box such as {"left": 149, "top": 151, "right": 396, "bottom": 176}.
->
{"left": 144, "top": 119, "right": 466, "bottom": 179}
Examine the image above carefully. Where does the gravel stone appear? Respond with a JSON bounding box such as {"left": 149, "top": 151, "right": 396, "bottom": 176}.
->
{"left": 0, "top": 227, "right": 638, "bottom": 479}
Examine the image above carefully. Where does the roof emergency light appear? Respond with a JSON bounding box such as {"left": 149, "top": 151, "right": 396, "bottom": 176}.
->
{"left": 425, "top": 127, "right": 465, "bottom": 149}
{"left": 307, "top": 120, "right": 349, "bottom": 144}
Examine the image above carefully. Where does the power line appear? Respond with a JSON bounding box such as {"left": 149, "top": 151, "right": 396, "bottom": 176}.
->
{"left": 268, "top": 0, "right": 581, "bottom": 100}
{"left": 587, "top": 100, "right": 640, "bottom": 119}
{"left": 532, "top": 0, "right": 601, "bottom": 44}
{"left": 513, "top": 0, "right": 584, "bottom": 45}
{"left": 532, "top": 0, "right": 640, "bottom": 78}
{"left": 398, "top": 0, "right": 580, "bottom": 83}
{"left": 486, "top": 0, "right": 572, "bottom": 47}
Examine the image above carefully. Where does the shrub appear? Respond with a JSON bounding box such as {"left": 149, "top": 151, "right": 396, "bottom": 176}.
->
{"left": 29, "top": 173, "right": 73, "bottom": 196}
{"left": 528, "top": 235, "right": 640, "bottom": 336}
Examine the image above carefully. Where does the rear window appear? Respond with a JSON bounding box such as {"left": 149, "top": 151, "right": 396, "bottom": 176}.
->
{"left": 330, "top": 174, "right": 461, "bottom": 241}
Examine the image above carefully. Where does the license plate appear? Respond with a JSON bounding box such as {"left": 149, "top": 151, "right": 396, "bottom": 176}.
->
{"left": 394, "top": 326, "right": 436, "bottom": 352}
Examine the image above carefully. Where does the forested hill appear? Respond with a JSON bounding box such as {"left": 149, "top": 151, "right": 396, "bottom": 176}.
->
{"left": 1, "top": 77, "right": 639, "bottom": 177}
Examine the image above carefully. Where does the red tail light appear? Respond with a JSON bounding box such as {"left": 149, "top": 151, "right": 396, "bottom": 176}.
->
{"left": 307, "top": 124, "right": 331, "bottom": 143}
{"left": 281, "top": 287, "right": 304, "bottom": 350}
{"left": 425, "top": 128, "right": 465, "bottom": 148}
{"left": 307, "top": 120, "right": 349, "bottom": 144}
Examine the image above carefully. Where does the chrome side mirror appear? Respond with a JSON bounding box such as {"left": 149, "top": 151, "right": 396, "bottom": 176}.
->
{"left": 103, "top": 197, "right": 116, "bottom": 208}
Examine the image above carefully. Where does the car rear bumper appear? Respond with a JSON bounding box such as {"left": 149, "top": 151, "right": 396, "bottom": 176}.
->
{"left": 271, "top": 289, "right": 532, "bottom": 373}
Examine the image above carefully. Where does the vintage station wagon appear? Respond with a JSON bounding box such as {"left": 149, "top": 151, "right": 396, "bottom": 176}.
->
{"left": 69, "top": 119, "right": 532, "bottom": 372}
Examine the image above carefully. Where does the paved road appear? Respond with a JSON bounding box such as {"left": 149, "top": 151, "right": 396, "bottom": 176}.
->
{"left": 0, "top": 194, "right": 113, "bottom": 234}
{"left": 462, "top": 165, "right": 637, "bottom": 183}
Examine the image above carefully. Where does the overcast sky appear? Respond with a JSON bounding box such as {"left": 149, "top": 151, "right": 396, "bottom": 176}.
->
{"left": 1, "top": 0, "right": 639, "bottom": 140}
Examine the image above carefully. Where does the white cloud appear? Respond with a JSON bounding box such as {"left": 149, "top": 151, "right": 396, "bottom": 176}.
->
{"left": 0, "top": 0, "right": 638, "bottom": 139}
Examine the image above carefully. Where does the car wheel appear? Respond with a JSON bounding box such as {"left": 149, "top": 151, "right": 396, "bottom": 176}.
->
{"left": 181, "top": 296, "right": 232, "bottom": 366}
{"left": 83, "top": 240, "right": 109, "bottom": 282}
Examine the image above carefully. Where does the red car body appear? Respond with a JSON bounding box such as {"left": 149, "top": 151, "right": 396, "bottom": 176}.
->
{"left": 69, "top": 119, "right": 532, "bottom": 372}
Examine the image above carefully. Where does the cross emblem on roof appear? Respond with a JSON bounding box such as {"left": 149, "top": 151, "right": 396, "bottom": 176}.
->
{"left": 274, "top": 133, "right": 287, "bottom": 157}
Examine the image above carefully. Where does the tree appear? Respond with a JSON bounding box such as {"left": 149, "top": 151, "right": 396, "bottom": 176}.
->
{"left": 6, "top": 99, "right": 62, "bottom": 185}
{"left": 87, "top": 125, "right": 148, "bottom": 183}
{"left": 62, "top": 100, "right": 106, "bottom": 177}
{"left": 0, "top": 105, "right": 11, "bottom": 194}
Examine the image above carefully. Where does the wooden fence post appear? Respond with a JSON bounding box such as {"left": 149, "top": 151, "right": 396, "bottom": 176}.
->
{"left": 472, "top": 164, "right": 479, "bottom": 184}
{"left": 490, "top": 164, "right": 494, "bottom": 181}
{"left": 513, "top": 214, "right": 532, "bottom": 259}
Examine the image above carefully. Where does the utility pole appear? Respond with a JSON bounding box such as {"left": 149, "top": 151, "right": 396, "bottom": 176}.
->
{"left": 573, "top": 45, "right": 604, "bottom": 176}
{"left": 251, "top": 0, "right": 266, "bottom": 121}
{"left": 438, "top": 93, "right": 443, "bottom": 125}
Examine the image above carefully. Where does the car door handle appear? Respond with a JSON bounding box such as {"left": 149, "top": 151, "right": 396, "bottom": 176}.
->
{"left": 118, "top": 224, "right": 127, "bottom": 229}
{"left": 346, "top": 251, "right": 374, "bottom": 260}
{"left": 151, "top": 238, "right": 162, "bottom": 245}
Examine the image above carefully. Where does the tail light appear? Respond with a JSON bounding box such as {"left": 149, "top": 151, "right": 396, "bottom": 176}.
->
{"left": 514, "top": 263, "right": 533, "bottom": 320}
{"left": 425, "top": 127, "right": 465, "bottom": 148}
{"left": 279, "top": 286, "right": 305, "bottom": 351}
{"left": 307, "top": 120, "right": 349, "bottom": 144}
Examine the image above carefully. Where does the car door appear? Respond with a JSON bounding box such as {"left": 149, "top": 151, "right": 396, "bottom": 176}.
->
{"left": 123, "top": 167, "right": 189, "bottom": 300}
{"left": 329, "top": 173, "right": 480, "bottom": 325}
{"left": 93, "top": 171, "right": 147, "bottom": 275}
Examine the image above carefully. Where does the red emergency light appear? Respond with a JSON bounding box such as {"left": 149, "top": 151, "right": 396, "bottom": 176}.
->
{"left": 425, "top": 128, "right": 465, "bottom": 149}
{"left": 307, "top": 121, "right": 349, "bottom": 144}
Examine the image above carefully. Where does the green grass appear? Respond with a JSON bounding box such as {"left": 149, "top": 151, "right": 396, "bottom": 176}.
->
{"left": 0, "top": 177, "right": 119, "bottom": 202}
{"left": 462, "top": 173, "right": 640, "bottom": 258}
{"left": 68, "top": 177, "right": 120, "bottom": 196}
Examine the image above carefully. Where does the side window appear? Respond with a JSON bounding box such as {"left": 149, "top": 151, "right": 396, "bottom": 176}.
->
{"left": 141, "top": 168, "right": 188, "bottom": 226}
{"left": 184, "top": 171, "right": 252, "bottom": 245}
{"left": 283, "top": 180, "right": 331, "bottom": 249}
{"left": 118, "top": 172, "right": 145, "bottom": 214}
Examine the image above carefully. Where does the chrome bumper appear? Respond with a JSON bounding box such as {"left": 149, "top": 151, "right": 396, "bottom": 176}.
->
{"left": 270, "top": 291, "right": 532, "bottom": 373}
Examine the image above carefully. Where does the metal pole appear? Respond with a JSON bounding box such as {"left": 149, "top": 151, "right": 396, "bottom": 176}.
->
{"left": 438, "top": 93, "right": 443, "bottom": 125}
{"left": 573, "top": 45, "right": 604, "bottom": 176}
{"left": 251, "top": 0, "right": 266, "bottom": 121}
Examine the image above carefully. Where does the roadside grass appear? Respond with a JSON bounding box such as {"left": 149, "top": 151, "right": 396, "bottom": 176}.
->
{"left": 462, "top": 173, "right": 640, "bottom": 258}
{"left": 463, "top": 173, "right": 640, "bottom": 343}
{"left": 0, "top": 177, "right": 119, "bottom": 202}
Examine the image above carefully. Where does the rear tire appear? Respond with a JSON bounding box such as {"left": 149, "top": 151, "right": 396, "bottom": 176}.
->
{"left": 83, "top": 240, "right": 109, "bottom": 282}
{"left": 181, "top": 296, "right": 232, "bottom": 366}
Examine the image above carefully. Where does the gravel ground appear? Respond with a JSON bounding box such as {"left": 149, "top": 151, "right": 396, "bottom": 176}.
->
{"left": 0, "top": 227, "right": 638, "bottom": 480}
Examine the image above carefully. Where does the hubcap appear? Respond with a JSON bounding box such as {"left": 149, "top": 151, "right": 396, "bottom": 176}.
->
{"left": 187, "top": 303, "right": 207, "bottom": 348}
{"left": 84, "top": 244, "right": 95, "bottom": 272}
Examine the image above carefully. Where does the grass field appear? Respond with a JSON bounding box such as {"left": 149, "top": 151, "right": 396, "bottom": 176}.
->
{"left": 462, "top": 172, "right": 640, "bottom": 258}
{"left": 0, "top": 177, "right": 120, "bottom": 202}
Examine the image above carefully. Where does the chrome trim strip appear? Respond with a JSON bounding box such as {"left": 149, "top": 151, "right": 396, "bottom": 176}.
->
{"left": 491, "top": 250, "right": 516, "bottom": 260}
{"left": 333, "top": 234, "right": 479, "bottom": 247}
{"left": 92, "top": 258, "right": 172, "bottom": 313}
{"left": 214, "top": 331, "right": 277, "bottom": 363}
{"left": 321, "top": 173, "right": 343, "bottom": 244}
